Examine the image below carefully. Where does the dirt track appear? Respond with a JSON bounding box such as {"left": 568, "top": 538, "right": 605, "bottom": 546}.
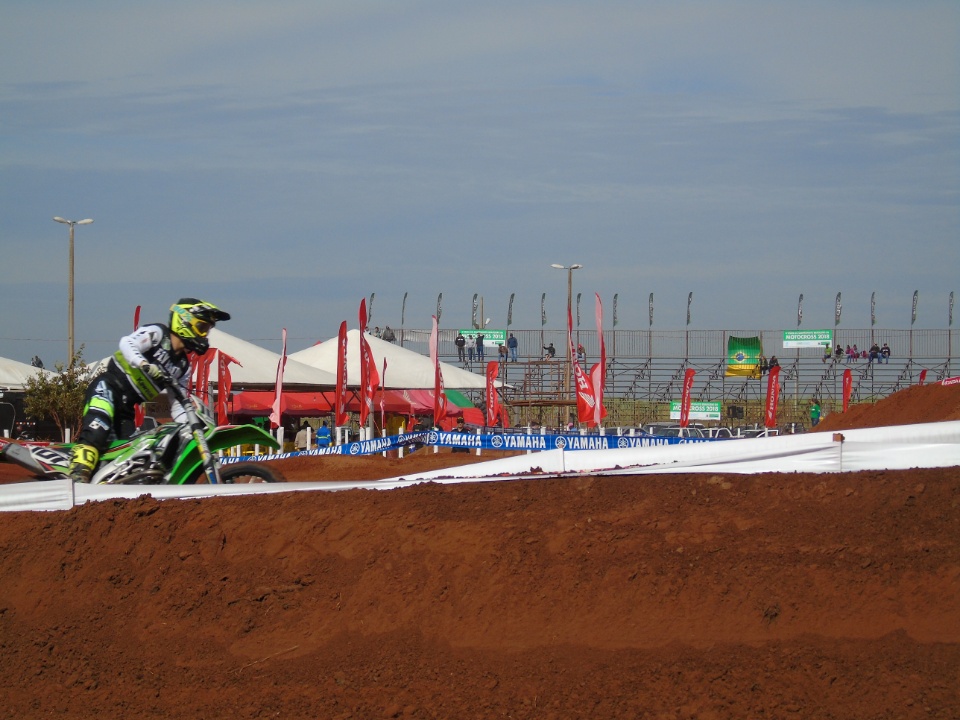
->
{"left": 1, "top": 383, "right": 959, "bottom": 718}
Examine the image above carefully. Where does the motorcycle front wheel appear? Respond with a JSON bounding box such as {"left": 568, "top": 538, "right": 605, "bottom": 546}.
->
{"left": 219, "top": 462, "right": 282, "bottom": 484}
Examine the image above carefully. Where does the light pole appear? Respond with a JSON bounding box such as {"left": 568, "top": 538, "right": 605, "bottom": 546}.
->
{"left": 551, "top": 263, "right": 582, "bottom": 425}
{"left": 53, "top": 216, "right": 94, "bottom": 360}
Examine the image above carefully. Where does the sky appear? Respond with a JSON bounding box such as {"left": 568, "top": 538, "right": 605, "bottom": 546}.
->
{"left": 1, "top": 1, "right": 958, "bottom": 365}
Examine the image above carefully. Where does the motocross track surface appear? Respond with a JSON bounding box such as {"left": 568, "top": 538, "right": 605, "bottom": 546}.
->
{"left": 1, "top": 383, "right": 959, "bottom": 718}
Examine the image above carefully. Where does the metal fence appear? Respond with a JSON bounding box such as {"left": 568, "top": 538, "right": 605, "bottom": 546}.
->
{"left": 394, "top": 327, "right": 957, "bottom": 427}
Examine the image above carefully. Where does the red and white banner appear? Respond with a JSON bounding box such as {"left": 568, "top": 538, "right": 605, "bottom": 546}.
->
{"left": 591, "top": 292, "right": 607, "bottom": 427}
{"left": 764, "top": 365, "right": 780, "bottom": 428}
{"left": 380, "top": 357, "right": 388, "bottom": 429}
{"left": 918, "top": 369, "right": 927, "bottom": 386}
{"left": 430, "top": 315, "right": 446, "bottom": 427}
{"left": 193, "top": 350, "right": 216, "bottom": 409}
{"left": 679, "top": 368, "right": 696, "bottom": 428}
{"left": 358, "top": 299, "right": 379, "bottom": 427}
{"left": 334, "top": 321, "right": 349, "bottom": 427}
{"left": 216, "top": 351, "right": 239, "bottom": 426}
{"left": 567, "top": 304, "right": 598, "bottom": 426}
{"left": 842, "top": 368, "right": 852, "bottom": 413}
{"left": 942, "top": 376, "right": 960, "bottom": 386}
{"left": 269, "top": 328, "right": 287, "bottom": 429}
{"left": 485, "top": 360, "right": 500, "bottom": 426}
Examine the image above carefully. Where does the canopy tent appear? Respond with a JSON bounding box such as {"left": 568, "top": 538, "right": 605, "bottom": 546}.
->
{"left": 288, "top": 329, "right": 493, "bottom": 390}
{"left": 0, "top": 357, "right": 52, "bottom": 392}
{"left": 205, "top": 328, "right": 337, "bottom": 389}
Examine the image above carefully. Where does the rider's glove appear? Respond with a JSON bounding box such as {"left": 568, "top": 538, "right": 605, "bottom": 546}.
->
{"left": 141, "top": 362, "right": 166, "bottom": 383}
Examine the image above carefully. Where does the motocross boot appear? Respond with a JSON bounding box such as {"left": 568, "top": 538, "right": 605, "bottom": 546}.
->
{"left": 68, "top": 443, "right": 99, "bottom": 483}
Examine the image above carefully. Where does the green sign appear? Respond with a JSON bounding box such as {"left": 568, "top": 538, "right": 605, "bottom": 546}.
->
{"left": 783, "top": 329, "right": 833, "bottom": 348}
{"left": 459, "top": 329, "right": 507, "bottom": 347}
{"left": 669, "top": 401, "right": 722, "bottom": 421}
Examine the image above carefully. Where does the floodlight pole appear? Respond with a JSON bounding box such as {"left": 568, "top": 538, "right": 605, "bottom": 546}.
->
{"left": 551, "top": 263, "right": 582, "bottom": 425}
{"left": 53, "top": 216, "right": 94, "bottom": 360}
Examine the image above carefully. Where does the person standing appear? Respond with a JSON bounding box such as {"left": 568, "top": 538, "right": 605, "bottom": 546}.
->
{"left": 295, "top": 422, "right": 311, "bottom": 451}
{"left": 315, "top": 421, "right": 332, "bottom": 447}
{"left": 455, "top": 332, "right": 467, "bottom": 364}
{"left": 810, "top": 400, "right": 821, "bottom": 427}
{"left": 450, "top": 416, "right": 470, "bottom": 453}
{"left": 476, "top": 333, "right": 485, "bottom": 362}
{"left": 507, "top": 333, "right": 519, "bottom": 362}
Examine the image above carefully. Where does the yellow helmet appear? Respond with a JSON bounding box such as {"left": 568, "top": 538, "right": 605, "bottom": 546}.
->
{"left": 169, "top": 298, "right": 230, "bottom": 354}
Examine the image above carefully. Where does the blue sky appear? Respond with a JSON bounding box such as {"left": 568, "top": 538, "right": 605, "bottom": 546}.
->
{"left": 1, "top": 1, "right": 958, "bottom": 365}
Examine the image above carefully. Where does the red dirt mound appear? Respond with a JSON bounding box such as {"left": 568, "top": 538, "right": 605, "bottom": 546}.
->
{"left": 813, "top": 379, "right": 960, "bottom": 432}
{"left": 1, "top": 385, "right": 959, "bottom": 718}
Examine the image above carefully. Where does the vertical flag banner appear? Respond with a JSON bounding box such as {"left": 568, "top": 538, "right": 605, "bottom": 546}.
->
{"left": 269, "top": 328, "right": 287, "bottom": 429}
{"left": 567, "top": 304, "right": 596, "bottom": 425}
{"left": 648, "top": 293, "right": 654, "bottom": 327}
{"left": 358, "top": 299, "right": 379, "bottom": 426}
{"left": 472, "top": 293, "right": 478, "bottom": 328}
{"left": 401, "top": 292, "right": 408, "bottom": 326}
{"left": 686, "top": 292, "right": 693, "bottom": 326}
{"left": 870, "top": 292, "right": 876, "bottom": 327}
{"left": 576, "top": 293, "right": 582, "bottom": 329}
{"left": 726, "top": 336, "right": 762, "bottom": 376}
{"left": 591, "top": 292, "right": 608, "bottom": 427}
{"left": 613, "top": 293, "right": 618, "bottom": 327}
{"left": 335, "top": 321, "right": 349, "bottom": 427}
{"left": 380, "top": 357, "right": 388, "bottom": 429}
{"left": 842, "top": 368, "right": 853, "bottom": 412}
{"left": 430, "top": 315, "right": 446, "bottom": 426}
{"left": 485, "top": 360, "right": 500, "bottom": 426}
{"left": 679, "top": 368, "right": 696, "bottom": 428}
{"left": 216, "top": 351, "right": 239, "bottom": 426}
{"left": 507, "top": 292, "right": 515, "bottom": 327}
{"left": 541, "top": 293, "right": 547, "bottom": 326}
{"left": 797, "top": 294, "right": 803, "bottom": 328}
{"left": 835, "top": 292, "right": 842, "bottom": 326}
{"left": 949, "top": 291, "right": 954, "bottom": 327}
{"left": 912, "top": 290, "right": 918, "bottom": 326}
{"left": 368, "top": 293, "right": 375, "bottom": 325}
{"left": 436, "top": 293, "right": 443, "bottom": 323}
{"left": 918, "top": 369, "right": 927, "bottom": 386}
{"left": 764, "top": 365, "right": 781, "bottom": 428}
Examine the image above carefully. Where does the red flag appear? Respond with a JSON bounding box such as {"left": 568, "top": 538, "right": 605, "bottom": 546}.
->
{"left": 335, "top": 321, "right": 349, "bottom": 427}
{"left": 430, "top": 315, "right": 446, "bottom": 426}
{"left": 567, "top": 304, "right": 598, "bottom": 426}
{"left": 765, "top": 365, "right": 781, "bottom": 428}
{"left": 196, "top": 351, "right": 216, "bottom": 408}
{"left": 918, "top": 369, "right": 927, "bottom": 386}
{"left": 842, "top": 368, "right": 852, "bottom": 412}
{"left": 358, "top": 299, "right": 380, "bottom": 426}
{"left": 216, "top": 351, "right": 239, "bottom": 426}
{"left": 269, "top": 328, "right": 287, "bottom": 429}
{"left": 679, "top": 368, "right": 696, "bottom": 428}
{"left": 485, "top": 360, "right": 500, "bottom": 426}
{"left": 380, "top": 357, "right": 388, "bottom": 429}
{"left": 591, "top": 293, "right": 608, "bottom": 427}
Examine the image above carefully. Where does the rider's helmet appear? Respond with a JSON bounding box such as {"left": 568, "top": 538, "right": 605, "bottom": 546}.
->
{"left": 169, "top": 298, "right": 231, "bottom": 354}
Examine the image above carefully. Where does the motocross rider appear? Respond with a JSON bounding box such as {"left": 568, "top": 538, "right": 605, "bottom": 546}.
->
{"left": 68, "top": 298, "right": 230, "bottom": 483}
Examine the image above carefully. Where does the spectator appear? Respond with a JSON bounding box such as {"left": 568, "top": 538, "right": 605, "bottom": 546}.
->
{"left": 880, "top": 343, "right": 891, "bottom": 363}
{"left": 450, "top": 416, "right": 470, "bottom": 454}
{"left": 381, "top": 326, "right": 396, "bottom": 343}
{"left": 810, "top": 400, "right": 821, "bottom": 427}
{"left": 577, "top": 344, "right": 586, "bottom": 364}
{"left": 852, "top": 344, "right": 859, "bottom": 361}
{"left": 315, "top": 421, "right": 332, "bottom": 447}
{"left": 768, "top": 355, "right": 780, "bottom": 370}
{"left": 507, "top": 333, "right": 519, "bottom": 362}
{"left": 835, "top": 344, "right": 843, "bottom": 362}
{"left": 868, "top": 343, "right": 880, "bottom": 364}
{"left": 498, "top": 344, "right": 508, "bottom": 365}
{"left": 455, "top": 332, "right": 467, "bottom": 364}
{"left": 757, "top": 354, "right": 768, "bottom": 376}
{"left": 467, "top": 334, "right": 476, "bottom": 364}
{"left": 476, "top": 333, "right": 485, "bottom": 361}
{"left": 845, "top": 345, "right": 854, "bottom": 363}
{"left": 295, "top": 422, "right": 311, "bottom": 451}
{"left": 542, "top": 342, "right": 556, "bottom": 360}
{"left": 822, "top": 345, "right": 832, "bottom": 363}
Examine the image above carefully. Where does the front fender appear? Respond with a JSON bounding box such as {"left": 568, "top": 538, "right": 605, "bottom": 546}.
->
{"left": 169, "top": 424, "right": 280, "bottom": 485}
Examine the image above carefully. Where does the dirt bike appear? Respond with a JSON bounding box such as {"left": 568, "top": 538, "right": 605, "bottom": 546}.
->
{"left": 0, "top": 377, "right": 282, "bottom": 485}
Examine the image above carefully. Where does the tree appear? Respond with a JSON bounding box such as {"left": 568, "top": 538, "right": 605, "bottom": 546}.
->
{"left": 23, "top": 346, "right": 92, "bottom": 442}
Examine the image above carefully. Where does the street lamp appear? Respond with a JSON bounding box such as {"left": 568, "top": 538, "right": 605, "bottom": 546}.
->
{"left": 550, "top": 263, "right": 583, "bottom": 425}
{"left": 53, "top": 216, "right": 94, "bottom": 360}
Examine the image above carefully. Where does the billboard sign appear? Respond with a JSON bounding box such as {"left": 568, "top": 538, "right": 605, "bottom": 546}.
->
{"left": 783, "top": 329, "right": 833, "bottom": 349}
{"left": 669, "top": 401, "right": 721, "bottom": 421}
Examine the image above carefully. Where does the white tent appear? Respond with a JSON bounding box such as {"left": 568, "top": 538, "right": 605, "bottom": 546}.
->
{"left": 289, "top": 329, "right": 492, "bottom": 390}
{"left": 207, "top": 329, "right": 337, "bottom": 389}
{"left": 0, "top": 356, "right": 52, "bottom": 391}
